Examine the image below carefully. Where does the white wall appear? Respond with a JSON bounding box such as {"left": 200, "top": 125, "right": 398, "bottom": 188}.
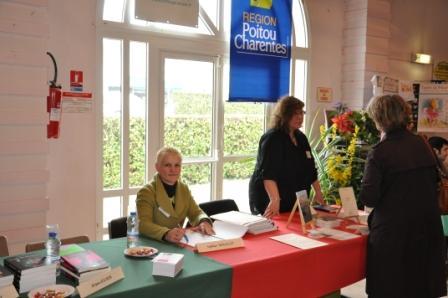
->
{"left": 45, "top": 0, "right": 97, "bottom": 245}
{"left": 388, "top": 0, "right": 448, "bottom": 81}
{"left": 305, "top": 0, "right": 345, "bottom": 132}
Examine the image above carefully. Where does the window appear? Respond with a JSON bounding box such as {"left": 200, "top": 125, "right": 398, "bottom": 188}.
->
{"left": 98, "top": 0, "right": 310, "bottom": 238}
{"left": 163, "top": 57, "right": 215, "bottom": 203}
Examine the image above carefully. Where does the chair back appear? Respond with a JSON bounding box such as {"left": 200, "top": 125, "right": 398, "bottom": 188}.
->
{"left": 199, "top": 199, "right": 239, "bottom": 218}
{"left": 108, "top": 217, "right": 127, "bottom": 239}
{"left": 0, "top": 235, "right": 9, "bottom": 257}
{"left": 25, "top": 235, "right": 90, "bottom": 253}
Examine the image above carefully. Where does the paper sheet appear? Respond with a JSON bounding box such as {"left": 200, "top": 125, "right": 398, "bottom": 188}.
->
{"left": 317, "top": 228, "right": 360, "bottom": 240}
{"left": 181, "top": 221, "right": 247, "bottom": 246}
{"left": 270, "top": 233, "right": 328, "bottom": 249}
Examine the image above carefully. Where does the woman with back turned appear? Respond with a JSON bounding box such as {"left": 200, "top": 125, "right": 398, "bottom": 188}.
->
{"left": 359, "top": 94, "right": 446, "bottom": 297}
{"left": 249, "top": 96, "right": 325, "bottom": 218}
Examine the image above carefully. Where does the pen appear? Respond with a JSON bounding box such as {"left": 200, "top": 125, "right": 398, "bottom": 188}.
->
{"left": 178, "top": 224, "right": 189, "bottom": 243}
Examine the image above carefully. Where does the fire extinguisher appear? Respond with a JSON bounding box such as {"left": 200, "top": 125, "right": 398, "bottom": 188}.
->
{"left": 47, "top": 52, "right": 62, "bottom": 139}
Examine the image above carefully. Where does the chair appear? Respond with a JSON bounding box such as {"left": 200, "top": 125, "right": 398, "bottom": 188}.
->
{"left": 0, "top": 235, "right": 9, "bottom": 257}
{"left": 199, "top": 199, "right": 239, "bottom": 218}
{"left": 108, "top": 217, "right": 127, "bottom": 239}
{"left": 25, "top": 235, "right": 90, "bottom": 253}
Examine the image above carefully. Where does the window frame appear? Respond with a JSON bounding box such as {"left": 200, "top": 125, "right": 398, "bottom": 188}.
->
{"left": 96, "top": 0, "right": 311, "bottom": 239}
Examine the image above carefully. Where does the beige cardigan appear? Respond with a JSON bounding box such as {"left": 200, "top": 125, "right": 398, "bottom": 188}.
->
{"left": 136, "top": 174, "right": 209, "bottom": 241}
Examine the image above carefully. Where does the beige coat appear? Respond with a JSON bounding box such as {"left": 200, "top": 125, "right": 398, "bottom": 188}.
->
{"left": 136, "top": 174, "right": 209, "bottom": 241}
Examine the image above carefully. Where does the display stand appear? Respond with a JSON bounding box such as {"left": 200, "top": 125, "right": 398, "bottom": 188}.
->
{"left": 286, "top": 190, "right": 314, "bottom": 233}
{"left": 337, "top": 187, "right": 360, "bottom": 222}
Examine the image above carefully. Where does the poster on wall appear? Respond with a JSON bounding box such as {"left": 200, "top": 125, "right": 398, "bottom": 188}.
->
{"left": 135, "top": 0, "right": 199, "bottom": 27}
{"left": 228, "top": 0, "right": 292, "bottom": 102}
{"left": 417, "top": 83, "right": 448, "bottom": 132}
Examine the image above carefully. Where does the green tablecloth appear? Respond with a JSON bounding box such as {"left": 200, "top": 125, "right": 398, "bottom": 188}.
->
{"left": 4, "top": 237, "right": 232, "bottom": 298}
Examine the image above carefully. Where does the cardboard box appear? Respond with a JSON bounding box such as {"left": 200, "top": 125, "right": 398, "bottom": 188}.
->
{"left": 152, "top": 253, "right": 184, "bottom": 277}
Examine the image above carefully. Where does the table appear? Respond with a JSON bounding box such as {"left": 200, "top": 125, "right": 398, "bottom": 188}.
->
{"left": 203, "top": 213, "right": 367, "bottom": 298}
{"left": 4, "top": 213, "right": 366, "bottom": 298}
{"left": 3, "top": 237, "right": 232, "bottom": 298}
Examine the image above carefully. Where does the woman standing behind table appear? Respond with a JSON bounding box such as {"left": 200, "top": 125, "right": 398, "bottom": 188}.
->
{"left": 359, "top": 94, "right": 446, "bottom": 298}
{"left": 137, "top": 147, "right": 214, "bottom": 243}
{"left": 249, "top": 96, "right": 325, "bottom": 218}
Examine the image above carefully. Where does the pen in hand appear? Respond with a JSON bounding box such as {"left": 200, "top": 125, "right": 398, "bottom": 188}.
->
{"left": 178, "top": 224, "right": 189, "bottom": 243}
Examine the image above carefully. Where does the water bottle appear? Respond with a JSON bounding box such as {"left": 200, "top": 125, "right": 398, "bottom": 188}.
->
{"left": 45, "top": 231, "right": 61, "bottom": 275}
{"left": 127, "top": 212, "right": 139, "bottom": 248}
{"left": 46, "top": 232, "right": 61, "bottom": 259}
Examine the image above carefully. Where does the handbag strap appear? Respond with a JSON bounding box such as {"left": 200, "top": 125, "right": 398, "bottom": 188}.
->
{"left": 420, "top": 134, "right": 444, "bottom": 177}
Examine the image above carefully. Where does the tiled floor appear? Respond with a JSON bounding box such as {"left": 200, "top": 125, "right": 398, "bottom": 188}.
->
{"left": 341, "top": 279, "right": 366, "bottom": 298}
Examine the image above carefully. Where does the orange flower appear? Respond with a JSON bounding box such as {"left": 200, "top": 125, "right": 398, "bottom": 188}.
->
{"left": 331, "top": 111, "right": 354, "bottom": 134}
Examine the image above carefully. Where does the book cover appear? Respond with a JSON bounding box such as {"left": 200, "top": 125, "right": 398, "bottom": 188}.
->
{"left": 4, "top": 255, "right": 56, "bottom": 275}
{"left": 61, "top": 250, "right": 109, "bottom": 274}
{"left": 60, "top": 243, "right": 85, "bottom": 256}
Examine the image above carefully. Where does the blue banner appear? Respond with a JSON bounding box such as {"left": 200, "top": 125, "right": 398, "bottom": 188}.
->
{"left": 229, "top": 0, "right": 292, "bottom": 102}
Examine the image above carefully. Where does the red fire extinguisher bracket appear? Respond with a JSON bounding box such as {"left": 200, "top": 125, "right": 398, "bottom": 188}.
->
{"left": 46, "top": 52, "right": 62, "bottom": 139}
{"left": 47, "top": 86, "right": 62, "bottom": 139}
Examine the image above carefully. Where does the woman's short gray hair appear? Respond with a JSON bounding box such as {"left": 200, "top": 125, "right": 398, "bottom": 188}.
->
{"left": 156, "top": 147, "right": 182, "bottom": 165}
{"left": 366, "top": 94, "right": 411, "bottom": 133}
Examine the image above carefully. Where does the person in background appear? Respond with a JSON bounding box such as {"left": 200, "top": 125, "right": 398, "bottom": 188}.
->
{"left": 428, "top": 136, "right": 448, "bottom": 175}
{"left": 359, "top": 94, "right": 446, "bottom": 297}
{"left": 136, "top": 147, "right": 214, "bottom": 243}
{"left": 249, "top": 95, "right": 325, "bottom": 218}
{"left": 428, "top": 136, "right": 448, "bottom": 271}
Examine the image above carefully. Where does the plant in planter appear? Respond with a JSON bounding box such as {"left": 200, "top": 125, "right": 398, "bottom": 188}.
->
{"left": 308, "top": 105, "right": 379, "bottom": 207}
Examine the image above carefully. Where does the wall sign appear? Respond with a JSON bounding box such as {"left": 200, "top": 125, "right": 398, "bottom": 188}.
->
{"left": 229, "top": 0, "right": 292, "bottom": 102}
{"left": 135, "top": 0, "right": 199, "bottom": 27}
{"left": 70, "top": 70, "right": 83, "bottom": 92}
{"left": 316, "top": 87, "right": 332, "bottom": 102}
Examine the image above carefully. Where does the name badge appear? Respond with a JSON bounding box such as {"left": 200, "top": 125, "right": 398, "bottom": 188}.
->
{"left": 158, "top": 206, "right": 170, "bottom": 218}
{"left": 306, "top": 151, "right": 312, "bottom": 159}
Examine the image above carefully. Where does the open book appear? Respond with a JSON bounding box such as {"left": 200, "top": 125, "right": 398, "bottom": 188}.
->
{"left": 181, "top": 220, "right": 247, "bottom": 247}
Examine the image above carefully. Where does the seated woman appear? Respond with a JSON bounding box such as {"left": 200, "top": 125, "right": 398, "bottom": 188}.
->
{"left": 137, "top": 147, "right": 214, "bottom": 243}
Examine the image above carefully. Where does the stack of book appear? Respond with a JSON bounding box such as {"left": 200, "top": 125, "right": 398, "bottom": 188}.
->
{"left": 211, "top": 211, "right": 278, "bottom": 235}
{"left": 0, "top": 265, "right": 14, "bottom": 289}
{"left": 61, "top": 250, "right": 110, "bottom": 284}
{"left": 4, "top": 255, "right": 56, "bottom": 293}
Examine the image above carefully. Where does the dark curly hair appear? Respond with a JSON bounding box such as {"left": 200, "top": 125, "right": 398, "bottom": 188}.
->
{"left": 270, "top": 96, "right": 305, "bottom": 133}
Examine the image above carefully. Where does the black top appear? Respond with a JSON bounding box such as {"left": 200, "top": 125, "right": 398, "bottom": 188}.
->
{"left": 162, "top": 181, "right": 177, "bottom": 208}
{"left": 359, "top": 128, "right": 446, "bottom": 297}
{"left": 162, "top": 181, "right": 177, "bottom": 198}
{"left": 249, "top": 128, "right": 318, "bottom": 214}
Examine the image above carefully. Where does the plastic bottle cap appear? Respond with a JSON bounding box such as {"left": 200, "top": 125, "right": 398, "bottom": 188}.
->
{"left": 49, "top": 232, "right": 57, "bottom": 238}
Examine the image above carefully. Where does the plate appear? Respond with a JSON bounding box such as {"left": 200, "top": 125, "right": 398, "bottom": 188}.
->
{"left": 28, "top": 284, "right": 75, "bottom": 298}
{"left": 124, "top": 246, "right": 158, "bottom": 258}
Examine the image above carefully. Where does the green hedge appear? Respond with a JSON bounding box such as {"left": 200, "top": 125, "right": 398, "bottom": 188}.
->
{"left": 103, "top": 116, "right": 262, "bottom": 188}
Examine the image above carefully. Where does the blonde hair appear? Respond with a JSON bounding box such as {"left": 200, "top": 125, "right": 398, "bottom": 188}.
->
{"left": 270, "top": 95, "right": 305, "bottom": 133}
{"left": 366, "top": 94, "right": 410, "bottom": 133}
{"left": 155, "top": 147, "right": 182, "bottom": 165}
